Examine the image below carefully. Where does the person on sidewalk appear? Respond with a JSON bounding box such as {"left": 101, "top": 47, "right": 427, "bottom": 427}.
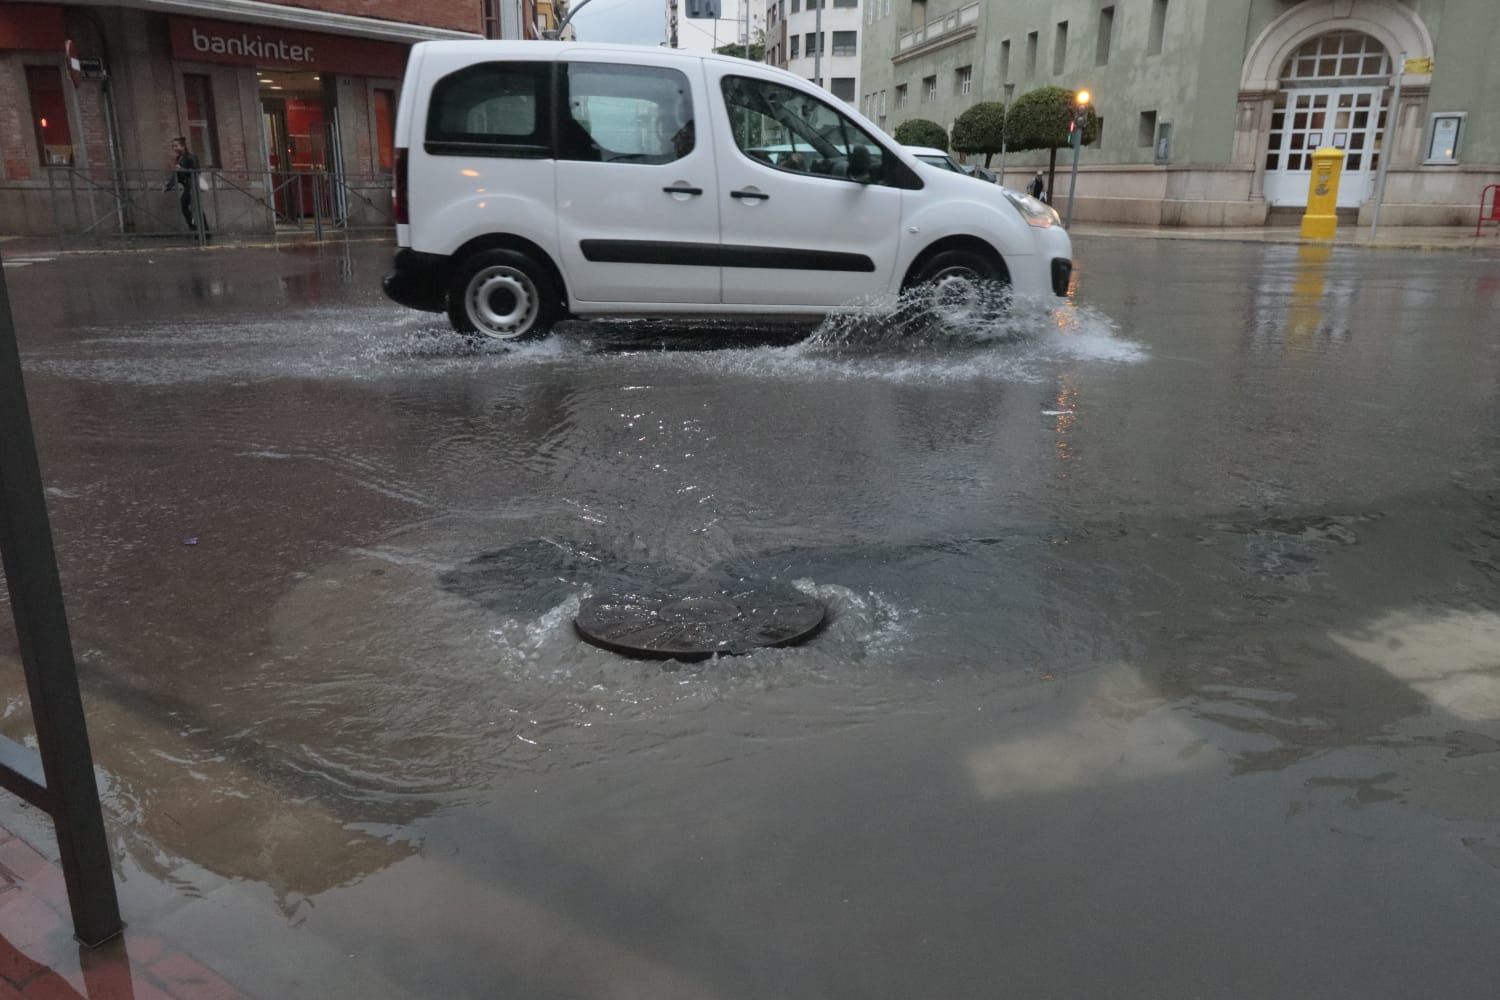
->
{"left": 1027, "top": 170, "right": 1047, "bottom": 203}
{"left": 164, "top": 137, "right": 211, "bottom": 238}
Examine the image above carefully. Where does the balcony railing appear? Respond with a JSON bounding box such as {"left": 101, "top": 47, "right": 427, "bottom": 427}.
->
{"left": 896, "top": 1, "right": 979, "bottom": 59}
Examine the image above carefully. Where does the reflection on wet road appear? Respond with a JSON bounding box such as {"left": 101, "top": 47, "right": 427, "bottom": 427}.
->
{"left": 3, "top": 238, "right": 1500, "bottom": 997}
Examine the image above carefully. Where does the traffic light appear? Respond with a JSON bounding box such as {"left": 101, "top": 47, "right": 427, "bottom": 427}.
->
{"left": 685, "top": 0, "right": 721, "bottom": 18}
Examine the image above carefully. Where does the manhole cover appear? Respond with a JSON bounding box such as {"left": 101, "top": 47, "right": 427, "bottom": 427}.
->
{"left": 575, "top": 584, "right": 825, "bottom": 661}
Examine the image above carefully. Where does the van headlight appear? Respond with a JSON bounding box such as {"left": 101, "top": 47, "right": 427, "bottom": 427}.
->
{"left": 1003, "top": 189, "right": 1062, "bottom": 229}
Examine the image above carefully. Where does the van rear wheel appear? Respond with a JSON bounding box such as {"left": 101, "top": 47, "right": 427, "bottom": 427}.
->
{"left": 447, "top": 249, "right": 557, "bottom": 342}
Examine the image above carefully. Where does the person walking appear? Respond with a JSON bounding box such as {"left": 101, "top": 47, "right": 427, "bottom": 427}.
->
{"left": 1027, "top": 170, "right": 1047, "bottom": 203}
{"left": 164, "top": 137, "right": 210, "bottom": 237}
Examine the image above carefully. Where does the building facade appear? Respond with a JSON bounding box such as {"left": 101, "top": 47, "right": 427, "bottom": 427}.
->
{"left": 0, "top": 0, "right": 486, "bottom": 237}
{"left": 860, "top": 0, "right": 1500, "bottom": 226}
{"left": 765, "top": 0, "right": 862, "bottom": 106}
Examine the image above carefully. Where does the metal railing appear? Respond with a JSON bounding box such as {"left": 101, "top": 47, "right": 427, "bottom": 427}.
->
{"left": 44, "top": 166, "right": 395, "bottom": 248}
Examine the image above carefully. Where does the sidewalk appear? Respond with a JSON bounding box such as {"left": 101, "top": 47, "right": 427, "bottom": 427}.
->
{"left": 0, "top": 823, "right": 245, "bottom": 1000}
{"left": 1071, "top": 221, "right": 1500, "bottom": 252}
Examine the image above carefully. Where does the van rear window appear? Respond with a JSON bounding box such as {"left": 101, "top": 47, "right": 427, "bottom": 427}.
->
{"left": 426, "top": 62, "right": 552, "bottom": 156}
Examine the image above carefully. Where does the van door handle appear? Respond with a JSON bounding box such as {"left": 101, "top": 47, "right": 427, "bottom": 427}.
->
{"left": 662, "top": 185, "right": 703, "bottom": 196}
{"left": 730, "top": 189, "right": 770, "bottom": 201}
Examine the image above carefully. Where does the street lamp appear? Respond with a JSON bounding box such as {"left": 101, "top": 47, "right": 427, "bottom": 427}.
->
{"left": 1064, "top": 88, "right": 1090, "bottom": 229}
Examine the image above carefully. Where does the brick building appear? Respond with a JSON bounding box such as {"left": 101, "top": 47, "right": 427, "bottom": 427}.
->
{"left": 0, "top": 0, "right": 487, "bottom": 236}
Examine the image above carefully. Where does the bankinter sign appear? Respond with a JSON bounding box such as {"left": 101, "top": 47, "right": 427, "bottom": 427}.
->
{"left": 168, "top": 17, "right": 407, "bottom": 77}
{"left": 191, "top": 27, "right": 316, "bottom": 63}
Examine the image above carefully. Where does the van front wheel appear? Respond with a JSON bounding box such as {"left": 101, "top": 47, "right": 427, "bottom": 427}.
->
{"left": 908, "top": 249, "right": 1008, "bottom": 325}
{"left": 447, "top": 249, "right": 557, "bottom": 342}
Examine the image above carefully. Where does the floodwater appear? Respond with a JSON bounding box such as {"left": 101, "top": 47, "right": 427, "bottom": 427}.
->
{"left": 3, "top": 236, "right": 1500, "bottom": 997}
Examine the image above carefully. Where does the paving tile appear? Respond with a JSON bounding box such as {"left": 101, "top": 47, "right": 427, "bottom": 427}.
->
{"left": 0, "top": 844, "right": 49, "bottom": 887}
{"left": 0, "top": 933, "right": 50, "bottom": 989}
{"left": 144, "top": 953, "right": 243, "bottom": 1000}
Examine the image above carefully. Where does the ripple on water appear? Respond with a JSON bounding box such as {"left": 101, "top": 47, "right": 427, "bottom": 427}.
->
{"left": 28, "top": 295, "right": 1143, "bottom": 387}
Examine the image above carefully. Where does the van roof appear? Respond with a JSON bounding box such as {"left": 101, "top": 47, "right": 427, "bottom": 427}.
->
{"left": 411, "top": 39, "right": 771, "bottom": 70}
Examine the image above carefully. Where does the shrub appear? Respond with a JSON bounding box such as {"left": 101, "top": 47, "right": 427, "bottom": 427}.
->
{"left": 892, "top": 118, "right": 949, "bottom": 151}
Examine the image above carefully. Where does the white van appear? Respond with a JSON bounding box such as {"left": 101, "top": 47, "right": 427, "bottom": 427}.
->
{"left": 384, "top": 41, "right": 1073, "bottom": 340}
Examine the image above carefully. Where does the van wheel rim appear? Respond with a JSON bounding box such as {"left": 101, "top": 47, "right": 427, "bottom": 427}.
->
{"left": 928, "top": 267, "right": 984, "bottom": 322}
{"left": 465, "top": 266, "right": 539, "bottom": 340}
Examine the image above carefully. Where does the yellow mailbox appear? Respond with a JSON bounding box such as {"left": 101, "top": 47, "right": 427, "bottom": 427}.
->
{"left": 1299, "top": 147, "right": 1345, "bottom": 240}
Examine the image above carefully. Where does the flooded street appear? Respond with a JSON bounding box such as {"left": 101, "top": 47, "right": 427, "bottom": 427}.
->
{"left": 4, "top": 236, "right": 1500, "bottom": 997}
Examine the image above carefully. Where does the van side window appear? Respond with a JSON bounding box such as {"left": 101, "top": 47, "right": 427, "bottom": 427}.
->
{"left": 721, "top": 75, "right": 899, "bottom": 186}
{"left": 560, "top": 63, "right": 694, "bottom": 164}
{"left": 426, "top": 61, "right": 551, "bottom": 157}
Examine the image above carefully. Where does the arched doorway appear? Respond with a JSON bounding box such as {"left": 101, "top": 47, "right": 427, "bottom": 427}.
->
{"left": 1263, "top": 31, "right": 1391, "bottom": 208}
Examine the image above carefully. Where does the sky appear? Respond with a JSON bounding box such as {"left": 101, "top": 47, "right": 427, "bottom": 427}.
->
{"left": 570, "top": 0, "right": 760, "bottom": 52}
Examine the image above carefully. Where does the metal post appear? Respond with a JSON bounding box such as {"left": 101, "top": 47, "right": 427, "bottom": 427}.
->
{"left": 997, "top": 85, "right": 1014, "bottom": 187}
{"left": 1064, "top": 128, "right": 1082, "bottom": 228}
{"left": 813, "top": 0, "right": 821, "bottom": 86}
{"left": 0, "top": 264, "right": 123, "bottom": 948}
{"left": 1369, "top": 50, "right": 1405, "bottom": 240}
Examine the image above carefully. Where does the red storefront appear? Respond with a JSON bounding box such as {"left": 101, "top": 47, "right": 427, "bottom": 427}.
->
{"left": 0, "top": 1, "right": 482, "bottom": 236}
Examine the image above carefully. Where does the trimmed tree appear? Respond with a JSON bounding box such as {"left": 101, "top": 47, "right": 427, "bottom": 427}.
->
{"left": 950, "top": 101, "right": 1007, "bottom": 168}
{"left": 892, "top": 118, "right": 949, "bottom": 152}
{"left": 1005, "top": 86, "right": 1100, "bottom": 203}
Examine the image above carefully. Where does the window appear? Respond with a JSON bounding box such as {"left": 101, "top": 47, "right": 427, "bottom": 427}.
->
{"left": 923, "top": 75, "right": 937, "bottom": 103}
{"left": 956, "top": 65, "right": 972, "bottom": 95}
{"left": 482, "top": 0, "right": 502, "bottom": 38}
{"left": 791, "top": 36, "right": 800, "bottom": 59}
{"left": 895, "top": 83, "right": 908, "bottom": 108}
{"left": 181, "top": 73, "right": 221, "bottom": 167}
{"left": 560, "top": 62, "right": 694, "bottom": 163}
{"left": 832, "top": 31, "right": 857, "bottom": 56}
{"left": 374, "top": 88, "right": 396, "bottom": 172}
{"left": 805, "top": 33, "right": 823, "bottom": 56}
{"left": 831, "top": 77, "right": 856, "bottom": 101}
{"left": 834, "top": 0, "right": 857, "bottom": 8}
{"left": 1148, "top": 0, "right": 1167, "bottom": 57}
{"left": 1096, "top": 6, "right": 1114, "bottom": 66}
{"left": 883, "top": 0, "right": 889, "bottom": 17}
{"left": 791, "top": 0, "right": 799, "bottom": 12}
{"left": 24, "top": 65, "right": 72, "bottom": 166}
{"left": 426, "top": 61, "right": 551, "bottom": 155}
{"left": 1138, "top": 110, "right": 1157, "bottom": 147}
{"left": 1053, "top": 21, "right": 1068, "bottom": 75}
{"left": 1280, "top": 31, "right": 1389, "bottom": 82}
{"left": 1000, "top": 39, "right": 1011, "bottom": 81}
{"left": 720, "top": 74, "right": 891, "bottom": 184}
{"left": 1025, "top": 32, "right": 1038, "bottom": 77}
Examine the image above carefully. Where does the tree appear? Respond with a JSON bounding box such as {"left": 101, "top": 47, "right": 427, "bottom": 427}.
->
{"left": 714, "top": 30, "right": 765, "bottom": 62}
{"left": 892, "top": 118, "right": 948, "bottom": 151}
{"left": 950, "top": 101, "right": 1007, "bottom": 168}
{"left": 1005, "top": 86, "right": 1100, "bottom": 203}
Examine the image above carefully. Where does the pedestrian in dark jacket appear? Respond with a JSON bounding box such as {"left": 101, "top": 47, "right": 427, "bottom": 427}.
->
{"left": 1027, "top": 170, "right": 1047, "bottom": 203}
{"left": 164, "top": 136, "right": 210, "bottom": 236}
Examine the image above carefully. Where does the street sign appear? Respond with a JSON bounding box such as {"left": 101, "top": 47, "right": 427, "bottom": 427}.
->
{"left": 685, "top": 0, "right": 721, "bottom": 18}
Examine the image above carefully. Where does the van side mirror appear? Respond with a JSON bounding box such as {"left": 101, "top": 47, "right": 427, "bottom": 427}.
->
{"left": 847, "top": 145, "right": 873, "bottom": 184}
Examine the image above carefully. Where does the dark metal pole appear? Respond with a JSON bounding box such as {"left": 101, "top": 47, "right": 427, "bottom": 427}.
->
{"left": 0, "top": 263, "right": 123, "bottom": 948}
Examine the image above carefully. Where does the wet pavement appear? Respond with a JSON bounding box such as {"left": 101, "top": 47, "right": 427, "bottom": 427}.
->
{"left": 2, "top": 237, "right": 1500, "bottom": 997}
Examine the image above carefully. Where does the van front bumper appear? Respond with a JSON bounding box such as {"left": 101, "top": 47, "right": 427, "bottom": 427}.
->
{"left": 383, "top": 249, "right": 449, "bottom": 313}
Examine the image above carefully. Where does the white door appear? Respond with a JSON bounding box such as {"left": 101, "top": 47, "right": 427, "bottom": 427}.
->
{"left": 708, "top": 68, "right": 902, "bottom": 308}
{"left": 1264, "top": 87, "right": 1387, "bottom": 209}
{"left": 554, "top": 57, "right": 720, "bottom": 304}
